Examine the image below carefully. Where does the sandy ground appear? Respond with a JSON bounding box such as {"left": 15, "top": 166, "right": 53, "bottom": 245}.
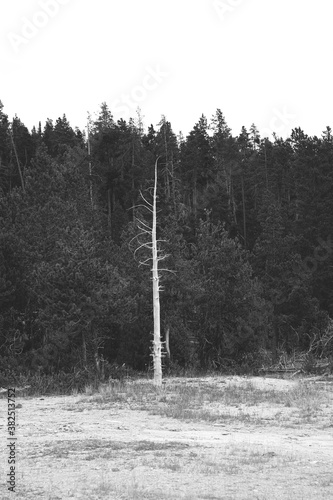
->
{"left": 1, "top": 376, "right": 333, "bottom": 499}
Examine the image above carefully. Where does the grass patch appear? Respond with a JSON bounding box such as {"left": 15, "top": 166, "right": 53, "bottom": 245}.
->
{"left": 77, "top": 376, "right": 333, "bottom": 426}
{"left": 33, "top": 438, "right": 190, "bottom": 462}
{"left": 34, "top": 439, "right": 127, "bottom": 460}
{"left": 196, "top": 444, "right": 297, "bottom": 477}
{"left": 134, "top": 441, "right": 189, "bottom": 452}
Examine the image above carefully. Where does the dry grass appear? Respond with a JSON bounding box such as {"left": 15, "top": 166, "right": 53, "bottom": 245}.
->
{"left": 80, "top": 376, "right": 333, "bottom": 428}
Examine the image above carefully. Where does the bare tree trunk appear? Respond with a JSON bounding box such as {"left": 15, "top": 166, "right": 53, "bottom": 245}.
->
{"left": 107, "top": 189, "right": 112, "bottom": 230}
{"left": 170, "top": 151, "right": 177, "bottom": 215}
{"left": 132, "top": 143, "right": 135, "bottom": 221}
{"left": 272, "top": 316, "right": 279, "bottom": 364}
{"left": 164, "top": 326, "right": 171, "bottom": 374}
{"left": 82, "top": 332, "right": 87, "bottom": 369}
{"left": 100, "top": 355, "right": 105, "bottom": 381}
{"left": 94, "top": 351, "right": 100, "bottom": 377}
{"left": 152, "top": 158, "right": 162, "bottom": 386}
{"left": 193, "top": 174, "right": 197, "bottom": 218}
{"left": 10, "top": 131, "right": 25, "bottom": 193}
{"left": 241, "top": 174, "right": 247, "bottom": 248}
{"left": 133, "top": 157, "right": 169, "bottom": 387}
{"left": 87, "top": 124, "right": 93, "bottom": 208}
{"left": 231, "top": 179, "right": 237, "bottom": 224}
{"left": 163, "top": 121, "right": 170, "bottom": 200}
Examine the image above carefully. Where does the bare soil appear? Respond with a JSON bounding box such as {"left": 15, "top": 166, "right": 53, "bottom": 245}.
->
{"left": 1, "top": 376, "right": 333, "bottom": 499}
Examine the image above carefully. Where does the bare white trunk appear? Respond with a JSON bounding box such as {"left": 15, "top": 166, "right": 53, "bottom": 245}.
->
{"left": 133, "top": 157, "right": 165, "bottom": 386}
{"left": 152, "top": 158, "right": 162, "bottom": 386}
{"left": 87, "top": 123, "right": 93, "bottom": 209}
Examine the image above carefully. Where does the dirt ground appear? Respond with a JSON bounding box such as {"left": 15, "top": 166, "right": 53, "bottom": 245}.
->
{"left": 1, "top": 376, "right": 333, "bottom": 499}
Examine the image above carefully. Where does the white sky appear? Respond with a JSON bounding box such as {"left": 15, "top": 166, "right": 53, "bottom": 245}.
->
{"left": 1, "top": 0, "right": 332, "bottom": 139}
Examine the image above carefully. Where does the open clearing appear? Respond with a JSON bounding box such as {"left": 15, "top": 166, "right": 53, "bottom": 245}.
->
{"left": 1, "top": 376, "right": 333, "bottom": 499}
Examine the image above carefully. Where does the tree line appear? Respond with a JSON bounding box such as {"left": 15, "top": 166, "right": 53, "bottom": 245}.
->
{"left": 0, "top": 100, "right": 332, "bottom": 379}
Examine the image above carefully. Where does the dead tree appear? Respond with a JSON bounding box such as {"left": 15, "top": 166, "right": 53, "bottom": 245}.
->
{"left": 131, "top": 157, "right": 171, "bottom": 387}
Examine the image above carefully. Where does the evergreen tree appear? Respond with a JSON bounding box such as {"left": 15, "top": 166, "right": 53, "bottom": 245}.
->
{"left": 180, "top": 115, "right": 213, "bottom": 218}
{"left": 187, "top": 217, "right": 268, "bottom": 368}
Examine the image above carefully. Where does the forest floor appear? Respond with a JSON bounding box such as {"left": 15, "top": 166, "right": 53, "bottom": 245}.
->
{"left": 1, "top": 375, "right": 333, "bottom": 499}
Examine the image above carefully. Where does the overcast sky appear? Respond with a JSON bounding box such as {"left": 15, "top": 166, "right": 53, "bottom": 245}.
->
{"left": 1, "top": 0, "right": 332, "bottom": 139}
